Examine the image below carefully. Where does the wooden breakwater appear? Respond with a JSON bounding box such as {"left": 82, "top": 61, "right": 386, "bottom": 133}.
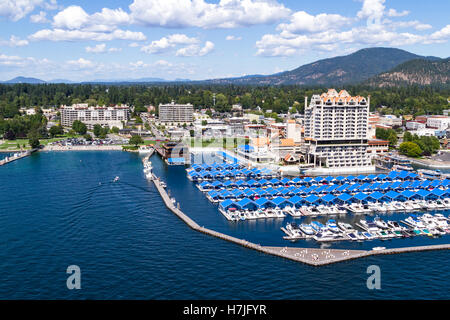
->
{"left": 151, "top": 173, "right": 450, "bottom": 266}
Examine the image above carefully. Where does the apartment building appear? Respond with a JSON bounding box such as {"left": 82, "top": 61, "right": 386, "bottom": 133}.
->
{"left": 60, "top": 104, "right": 130, "bottom": 129}
{"left": 158, "top": 101, "right": 194, "bottom": 123}
{"left": 304, "top": 89, "right": 371, "bottom": 169}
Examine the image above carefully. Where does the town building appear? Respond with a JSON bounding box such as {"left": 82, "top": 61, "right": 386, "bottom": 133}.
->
{"left": 60, "top": 104, "right": 130, "bottom": 129}
{"left": 426, "top": 116, "right": 450, "bottom": 130}
{"left": 158, "top": 101, "right": 194, "bottom": 123}
{"left": 303, "top": 89, "right": 373, "bottom": 171}
{"left": 367, "top": 139, "right": 389, "bottom": 158}
{"left": 406, "top": 121, "right": 426, "bottom": 131}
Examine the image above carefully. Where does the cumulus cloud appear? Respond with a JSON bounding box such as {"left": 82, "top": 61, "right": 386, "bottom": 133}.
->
{"left": 129, "top": 0, "right": 291, "bottom": 29}
{"left": 276, "top": 10, "right": 351, "bottom": 35}
{"left": 141, "top": 34, "right": 213, "bottom": 57}
{"left": 0, "top": 0, "right": 44, "bottom": 21}
{"left": 176, "top": 41, "right": 214, "bottom": 57}
{"left": 67, "top": 58, "right": 95, "bottom": 69}
{"left": 30, "top": 11, "right": 49, "bottom": 23}
{"left": 85, "top": 43, "right": 122, "bottom": 53}
{"left": 387, "top": 8, "right": 409, "bottom": 17}
{"left": 1, "top": 35, "right": 29, "bottom": 47}
{"left": 29, "top": 5, "right": 140, "bottom": 42}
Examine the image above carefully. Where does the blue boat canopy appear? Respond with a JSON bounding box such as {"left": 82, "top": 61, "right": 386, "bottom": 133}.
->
{"left": 369, "top": 191, "right": 384, "bottom": 200}
{"left": 354, "top": 192, "right": 369, "bottom": 201}
{"left": 321, "top": 194, "right": 336, "bottom": 203}
{"left": 337, "top": 193, "right": 352, "bottom": 202}
{"left": 305, "top": 194, "right": 319, "bottom": 203}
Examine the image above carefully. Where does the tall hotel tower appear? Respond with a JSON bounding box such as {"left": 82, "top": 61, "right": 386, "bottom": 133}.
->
{"left": 304, "top": 89, "right": 372, "bottom": 170}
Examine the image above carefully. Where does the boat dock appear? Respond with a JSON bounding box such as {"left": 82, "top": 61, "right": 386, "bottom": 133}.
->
{"left": 152, "top": 172, "right": 450, "bottom": 266}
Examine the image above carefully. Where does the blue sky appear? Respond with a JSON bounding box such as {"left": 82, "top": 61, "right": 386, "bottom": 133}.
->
{"left": 0, "top": 0, "right": 449, "bottom": 81}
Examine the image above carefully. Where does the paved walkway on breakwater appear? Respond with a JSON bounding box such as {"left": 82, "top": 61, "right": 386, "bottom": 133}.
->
{"left": 151, "top": 172, "right": 450, "bottom": 266}
{"left": 0, "top": 149, "right": 34, "bottom": 166}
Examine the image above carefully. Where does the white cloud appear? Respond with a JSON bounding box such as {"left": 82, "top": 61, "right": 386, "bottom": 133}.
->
{"left": 67, "top": 58, "right": 95, "bottom": 69}
{"left": 387, "top": 8, "right": 409, "bottom": 17}
{"left": 29, "top": 28, "right": 146, "bottom": 42}
{"left": 52, "top": 5, "right": 89, "bottom": 30}
{"left": 141, "top": 34, "right": 209, "bottom": 55}
{"left": 226, "top": 35, "right": 242, "bottom": 41}
{"left": 430, "top": 25, "right": 450, "bottom": 41}
{"left": 0, "top": 0, "right": 44, "bottom": 21}
{"left": 129, "top": 0, "right": 291, "bottom": 29}
{"left": 52, "top": 5, "right": 130, "bottom": 31}
{"left": 357, "top": 0, "right": 386, "bottom": 24}
{"left": 30, "top": 11, "right": 49, "bottom": 23}
{"left": 86, "top": 43, "right": 107, "bottom": 53}
{"left": 1, "top": 35, "right": 29, "bottom": 47}
{"left": 277, "top": 11, "right": 351, "bottom": 35}
{"left": 176, "top": 41, "right": 214, "bottom": 57}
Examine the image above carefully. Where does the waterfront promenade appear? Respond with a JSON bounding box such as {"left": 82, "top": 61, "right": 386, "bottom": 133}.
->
{"left": 152, "top": 172, "right": 450, "bottom": 266}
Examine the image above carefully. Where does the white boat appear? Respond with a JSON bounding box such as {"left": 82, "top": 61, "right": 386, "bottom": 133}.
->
{"left": 374, "top": 216, "right": 389, "bottom": 229}
{"left": 337, "top": 222, "right": 355, "bottom": 233}
{"left": 113, "top": 176, "right": 119, "bottom": 182}
{"left": 299, "top": 224, "right": 315, "bottom": 236}
{"left": 326, "top": 219, "right": 340, "bottom": 233}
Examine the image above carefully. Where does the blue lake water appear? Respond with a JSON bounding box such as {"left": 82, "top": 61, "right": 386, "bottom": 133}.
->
{"left": 0, "top": 151, "right": 449, "bottom": 299}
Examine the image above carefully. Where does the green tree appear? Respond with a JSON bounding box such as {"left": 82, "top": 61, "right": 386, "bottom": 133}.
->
{"left": 129, "top": 135, "right": 144, "bottom": 146}
{"left": 93, "top": 124, "right": 103, "bottom": 137}
{"left": 49, "top": 125, "right": 64, "bottom": 138}
{"left": 111, "top": 126, "right": 119, "bottom": 134}
{"left": 28, "top": 133, "right": 40, "bottom": 149}
{"left": 399, "top": 142, "right": 422, "bottom": 158}
{"left": 72, "top": 120, "right": 87, "bottom": 135}
{"left": 84, "top": 133, "right": 93, "bottom": 141}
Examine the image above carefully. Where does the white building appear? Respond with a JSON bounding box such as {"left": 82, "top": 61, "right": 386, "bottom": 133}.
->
{"left": 426, "top": 116, "right": 450, "bottom": 130}
{"left": 159, "top": 101, "right": 193, "bottom": 123}
{"left": 406, "top": 121, "right": 426, "bottom": 130}
{"left": 60, "top": 104, "right": 130, "bottom": 129}
{"left": 304, "top": 89, "right": 372, "bottom": 170}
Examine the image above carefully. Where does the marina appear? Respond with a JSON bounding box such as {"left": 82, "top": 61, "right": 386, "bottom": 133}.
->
{"left": 149, "top": 151, "right": 450, "bottom": 266}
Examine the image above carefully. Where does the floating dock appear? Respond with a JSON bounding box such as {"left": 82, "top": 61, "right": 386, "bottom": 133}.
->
{"left": 151, "top": 172, "right": 450, "bottom": 266}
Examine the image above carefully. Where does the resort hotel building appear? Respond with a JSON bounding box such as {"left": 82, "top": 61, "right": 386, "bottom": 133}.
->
{"left": 303, "top": 89, "right": 374, "bottom": 173}
{"left": 158, "top": 101, "right": 194, "bottom": 123}
{"left": 60, "top": 103, "right": 130, "bottom": 129}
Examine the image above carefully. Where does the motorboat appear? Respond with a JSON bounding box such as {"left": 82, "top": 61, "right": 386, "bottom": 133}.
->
{"left": 326, "top": 219, "right": 340, "bottom": 233}
{"left": 374, "top": 216, "right": 389, "bottom": 229}
{"left": 337, "top": 222, "right": 356, "bottom": 233}
{"left": 299, "top": 224, "right": 316, "bottom": 236}
{"left": 113, "top": 176, "right": 119, "bottom": 182}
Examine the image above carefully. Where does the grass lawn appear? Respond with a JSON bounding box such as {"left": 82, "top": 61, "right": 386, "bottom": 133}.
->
{"left": 0, "top": 135, "right": 81, "bottom": 150}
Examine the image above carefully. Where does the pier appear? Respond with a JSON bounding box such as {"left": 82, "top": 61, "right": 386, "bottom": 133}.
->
{"left": 152, "top": 172, "right": 450, "bottom": 266}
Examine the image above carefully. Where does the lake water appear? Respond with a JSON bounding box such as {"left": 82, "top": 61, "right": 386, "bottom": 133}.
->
{"left": 0, "top": 151, "right": 449, "bottom": 299}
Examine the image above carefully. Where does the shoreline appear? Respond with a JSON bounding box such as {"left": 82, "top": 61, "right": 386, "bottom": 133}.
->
{"left": 42, "top": 145, "right": 124, "bottom": 151}
{"left": 409, "top": 158, "right": 450, "bottom": 169}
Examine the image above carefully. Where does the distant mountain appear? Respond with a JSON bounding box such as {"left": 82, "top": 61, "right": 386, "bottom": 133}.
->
{"left": 48, "top": 79, "right": 75, "bottom": 83}
{"left": 206, "top": 47, "right": 442, "bottom": 86}
{"left": 3, "top": 76, "right": 46, "bottom": 84}
{"left": 366, "top": 58, "right": 450, "bottom": 87}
